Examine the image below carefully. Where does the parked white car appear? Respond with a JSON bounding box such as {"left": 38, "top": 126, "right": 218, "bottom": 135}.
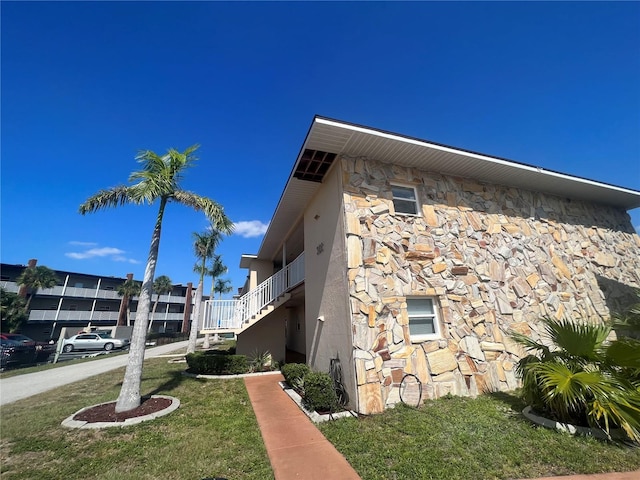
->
{"left": 62, "top": 332, "right": 130, "bottom": 353}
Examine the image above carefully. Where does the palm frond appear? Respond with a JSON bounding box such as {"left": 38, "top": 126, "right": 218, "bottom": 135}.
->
{"left": 543, "top": 317, "right": 610, "bottom": 361}
{"left": 173, "top": 191, "right": 234, "bottom": 234}
{"left": 604, "top": 338, "right": 640, "bottom": 383}
{"left": 79, "top": 186, "right": 140, "bottom": 213}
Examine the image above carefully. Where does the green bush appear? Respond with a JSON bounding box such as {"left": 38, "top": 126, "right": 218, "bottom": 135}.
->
{"left": 302, "top": 371, "right": 339, "bottom": 413}
{"left": 186, "top": 351, "right": 248, "bottom": 375}
{"left": 281, "top": 363, "right": 310, "bottom": 387}
{"left": 249, "top": 350, "right": 273, "bottom": 372}
{"left": 511, "top": 316, "right": 640, "bottom": 442}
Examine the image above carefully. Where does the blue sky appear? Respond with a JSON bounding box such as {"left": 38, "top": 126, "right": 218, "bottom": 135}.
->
{"left": 2, "top": 1, "right": 639, "bottom": 297}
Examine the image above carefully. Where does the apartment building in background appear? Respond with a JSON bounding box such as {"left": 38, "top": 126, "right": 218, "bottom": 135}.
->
{"left": 1, "top": 259, "right": 196, "bottom": 341}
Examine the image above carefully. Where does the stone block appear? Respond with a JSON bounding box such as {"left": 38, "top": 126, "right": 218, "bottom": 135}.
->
{"left": 422, "top": 204, "right": 439, "bottom": 226}
{"left": 347, "top": 236, "right": 363, "bottom": 268}
{"left": 358, "top": 383, "right": 384, "bottom": 415}
{"left": 433, "top": 262, "right": 447, "bottom": 274}
{"left": 459, "top": 336, "right": 485, "bottom": 361}
{"left": 427, "top": 348, "right": 458, "bottom": 375}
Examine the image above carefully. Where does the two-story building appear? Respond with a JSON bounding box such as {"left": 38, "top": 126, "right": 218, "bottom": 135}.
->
{"left": 1, "top": 259, "right": 196, "bottom": 341}
{"left": 203, "top": 116, "right": 640, "bottom": 415}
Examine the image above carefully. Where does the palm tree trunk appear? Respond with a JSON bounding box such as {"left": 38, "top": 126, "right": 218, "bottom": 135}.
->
{"left": 115, "top": 199, "right": 166, "bottom": 413}
{"left": 25, "top": 292, "right": 34, "bottom": 310}
{"left": 148, "top": 296, "right": 160, "bottom": 333}
{"left": 187, "top": 278, "right": 204, "bottom": 353}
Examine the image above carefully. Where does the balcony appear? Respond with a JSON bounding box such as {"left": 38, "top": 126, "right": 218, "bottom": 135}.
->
{"left": 28, "top": 310, "right": 120, "bottom": 322}
{"left": 203, "top": 252, "right": 304, "bottom": 332}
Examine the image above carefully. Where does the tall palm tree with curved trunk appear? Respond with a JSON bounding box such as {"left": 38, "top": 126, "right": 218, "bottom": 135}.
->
{"left": 17, "top": 265, "right": 58, "bottom": 310}
{"left": 148, "top": 275, "right": 173, "bottom": 333}
{"left": 188, "top": 229, "right": 223, "bottom": 353}
{"left": 79, "top": 145, "right": 233, "bottom": 413}
{"left": 116, "top": 278, "right": 141, "bottom": 326}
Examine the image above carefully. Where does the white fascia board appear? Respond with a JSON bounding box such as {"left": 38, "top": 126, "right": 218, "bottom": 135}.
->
{"left": 314, "top": 117, "right": 640, "bottom": 197}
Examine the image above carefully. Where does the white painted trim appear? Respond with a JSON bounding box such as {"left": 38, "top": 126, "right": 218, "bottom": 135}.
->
{"left": 314, "top": 117, "right": 640, "bottom": 196}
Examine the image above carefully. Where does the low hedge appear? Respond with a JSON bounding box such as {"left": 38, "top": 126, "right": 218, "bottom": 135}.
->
{"left": 186, "top": 351, "right": 248, "bottom": 375}
{"left": 281, "top": 363, "right": 311, "bottom": 387}
{"left": 302, "top": 371, "right": 339, "bottom": 413}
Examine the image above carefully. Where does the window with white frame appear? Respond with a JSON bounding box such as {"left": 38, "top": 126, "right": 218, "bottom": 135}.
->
{"left": 407, "top": 297, "right": 441, "bottom": 342}
{"left": 391, "top": 184, "right": 419, "bottom": 215}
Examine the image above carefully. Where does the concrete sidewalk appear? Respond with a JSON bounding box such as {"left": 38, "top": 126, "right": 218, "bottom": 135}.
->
{"left": 244, "top": 373, "right": 362, "bottom": 480}
{"left": 0, "top": 340, "right": 190, "bottom": 406}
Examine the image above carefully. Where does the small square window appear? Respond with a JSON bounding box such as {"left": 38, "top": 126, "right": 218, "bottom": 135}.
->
{"left": 392, "top": 185, "right": 418, "bottom": 215}
{"left": 407, "top": 298, "right": 441, "bottom": 342}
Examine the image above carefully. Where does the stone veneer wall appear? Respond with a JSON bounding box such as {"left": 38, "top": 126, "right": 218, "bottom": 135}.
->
{"left": 342, "top": 156, "right": 640, "bottom": 415}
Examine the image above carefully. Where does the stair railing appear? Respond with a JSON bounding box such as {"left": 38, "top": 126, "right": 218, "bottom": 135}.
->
{"left": 204, "top": 252, "right": 304, "bottom": 331}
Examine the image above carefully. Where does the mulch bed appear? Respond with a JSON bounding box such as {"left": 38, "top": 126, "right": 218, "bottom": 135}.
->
{"left": 73, "top": 396, "right": 173, "bottom": 423}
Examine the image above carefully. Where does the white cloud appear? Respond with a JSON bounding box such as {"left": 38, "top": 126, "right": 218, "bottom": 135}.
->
{"left": 65, "top": 246, "right": 139, "bottom": 264}
{"left": 68, "top": 241, "right": 98, "bottom": 247}
{"left": 233, "top": 220, "right": 269, "bottom": 238}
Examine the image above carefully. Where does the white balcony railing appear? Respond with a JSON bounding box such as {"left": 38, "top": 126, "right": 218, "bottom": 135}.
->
{"left": 28, "top": 310, "right": 121, "bottom": 322}
{"left": 203, "top": 252, "right": 304, "bottom": 331}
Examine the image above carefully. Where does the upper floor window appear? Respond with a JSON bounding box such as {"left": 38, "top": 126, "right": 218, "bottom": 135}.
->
{"left": 391, "top": 185, "right": 418, "bottom": 215}
{"left": 407, "top": 297, "right": 441, "bottom": 342}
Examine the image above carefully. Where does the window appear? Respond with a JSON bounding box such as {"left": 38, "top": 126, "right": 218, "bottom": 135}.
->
{"left": 407, "top": 298, "right": 441, "bottom": 342}
{"left": 391, "top": 185, "right": 418, "bottom": 215}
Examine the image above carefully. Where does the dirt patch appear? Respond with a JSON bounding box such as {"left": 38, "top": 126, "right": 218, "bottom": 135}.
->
{"left": 73, "top": 397, "right": 173, "bottom": 423}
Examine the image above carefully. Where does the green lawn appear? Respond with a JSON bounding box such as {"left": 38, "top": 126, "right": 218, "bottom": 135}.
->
{"left": 0, "top": 358, "right": 273, "bottom": 480}
{"left": 2, "top": 358, "right": 639, "bottom": 480}
{"left": 319, "top": 393, "right": 640, "bottom": 480}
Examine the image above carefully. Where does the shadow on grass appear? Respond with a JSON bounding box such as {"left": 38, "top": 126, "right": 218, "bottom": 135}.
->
{"left": 486, "top": 390, "right": 527, "bottom": 413}
{"left": 145, "top": 369, "right": 187, "bottom": 396}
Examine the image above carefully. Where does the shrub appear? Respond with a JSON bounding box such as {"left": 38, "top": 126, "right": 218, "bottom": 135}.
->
{"left": 302, "top": 371, "right": 339, "bottom": 413}
{"left": 249, "top": 350, "right": 273, "bottom": 372}
{"left": 281, "top": 363, "right": 310, "bottom": 387}
{"left": 186, "top": 351, "right": 248, "bottom": 375}
{"left": 511, "top": 316, "right": 640, "bottom": 442}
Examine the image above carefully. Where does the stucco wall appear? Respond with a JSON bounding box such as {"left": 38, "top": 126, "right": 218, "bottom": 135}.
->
{"left": 303, "top": 163, "right": 357, "bottom": 408}
{"left": 248, "top": 259, "right": 276, "bottom": 289}
{"left": 236, "top": 308, "right": 286, "bottom": 365}
{"left": 342, "top": 156, "right": 640, "bottom": 415}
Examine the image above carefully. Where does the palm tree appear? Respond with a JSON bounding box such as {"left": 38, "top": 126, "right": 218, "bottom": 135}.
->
{"left": 188, "top": 229, "right": 222, "bottom": 353}
{"left": 0, "top": 288, "right": 28, "bottom": 333}
{"left": 148, "top": 275, "right": 173, "bottom": 333}
{"left": 214, "top": 278, "right": 233, "bottom": 299}
{"left": 117, "top": 278, "right": 141, "bottom": 326}
{"left": 205, "top": 255, "right": 227, "bottom": 346}
{"left": 512, "top": 316, "right": 640, "bottom": 442}
{"left": 208, "top": 255, "right": 227, "bottom": 299}
{"left": 79, "top": 145, "right": 233, "bottom": 413}
{"left": 16, "top": 265, "right": 58, "bottom": 310}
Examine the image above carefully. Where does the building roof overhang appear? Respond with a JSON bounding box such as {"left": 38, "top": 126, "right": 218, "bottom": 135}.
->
{"left": 255, "top": 116, "right": 640, "bottom": 261}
